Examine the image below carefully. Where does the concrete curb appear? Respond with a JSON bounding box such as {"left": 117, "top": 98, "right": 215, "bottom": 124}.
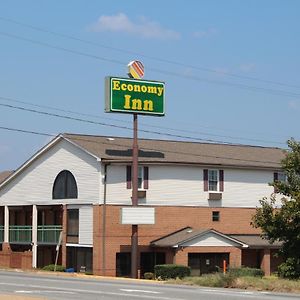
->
{"left": 0, "top": 267, "right": 162, "bottom": 283}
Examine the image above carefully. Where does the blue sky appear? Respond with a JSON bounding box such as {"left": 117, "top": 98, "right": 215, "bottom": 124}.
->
{"left": 1, "top": 0, "right": 300, "bottom": 171}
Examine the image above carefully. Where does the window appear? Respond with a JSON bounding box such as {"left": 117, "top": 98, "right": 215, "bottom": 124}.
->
{"left": 273, "top": 171, "right": 287, "bottom": 193}
{"left": 212, "top": 211, "right": 220, "bottom": 222}
{"left": 278, "top": 172, "right": 287, "bottom": 182}
{"left": 208, "top": 170, "right": 218, "bottom": 191}
{"left": 67, "top": 209, "right": 79, "bottom": 237}
{"left": 204, "top": 169, "right": 224, "bottom": 192}
{"left": 138, "top": 166, "right": 143, "bottom": 189}
{"left": 52, "top": 170, "right": 78, "bottom": 199}
{"left": 126, "top": 166, "right": 149, "bottom": 190}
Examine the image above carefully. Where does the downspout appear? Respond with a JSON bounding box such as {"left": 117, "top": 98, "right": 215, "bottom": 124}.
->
{"left": 102, "top": 163, "right": 109, "bottom": 275}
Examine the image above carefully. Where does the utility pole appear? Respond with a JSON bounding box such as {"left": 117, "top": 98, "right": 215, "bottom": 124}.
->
{"left": 131, "top": 112, "right": 139, "bottom": 278}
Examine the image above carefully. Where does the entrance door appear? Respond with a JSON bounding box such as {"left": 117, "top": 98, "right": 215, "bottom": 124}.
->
{"left": 188, "top": 253, "right": 229, "bottom": 275}
{"left": 116, "top": 252, "right": 131, "bottom": 277}
{"left": 140, "top": 252, "right": 165, "bottom": 278}
{"left": 66, "top": 247, "right": 93, "bottom": 273}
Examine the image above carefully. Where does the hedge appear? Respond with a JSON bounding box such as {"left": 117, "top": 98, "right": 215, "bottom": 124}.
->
{"left": 228, "top": 267, "right": 264, "bottom": 277}
{"left": 154, "top": 264, "right": 191, "bottom": 279}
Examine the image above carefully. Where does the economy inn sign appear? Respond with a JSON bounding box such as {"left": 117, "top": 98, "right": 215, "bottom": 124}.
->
{"left": 105, "top": 77, "right": 165, "bottom": 116}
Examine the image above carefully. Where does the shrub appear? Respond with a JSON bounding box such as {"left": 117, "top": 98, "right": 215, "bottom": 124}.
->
{"left": 154, "top": 264, "right": 191, "bottom": 280}
{"left": 42, "top": 264, "right": 65, "bottom": 272}
{"left": 228, "top": 267, "right": 264, "bottom": 278}
{"left": 144, "top": 272, "right": 154, "bottom": 280}
{"left": 278, "top": 258, "right": 300, "bottom": 279}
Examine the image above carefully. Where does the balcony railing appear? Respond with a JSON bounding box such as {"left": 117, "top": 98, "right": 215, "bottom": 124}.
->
{"left": 9, "top": 225, "right": 32, "bottom": 243}
{"left": 0, "top": 225, "right": 4, "bottom": 242}
{"left": 37, "top": 225, "right": 62, "bottom": 244}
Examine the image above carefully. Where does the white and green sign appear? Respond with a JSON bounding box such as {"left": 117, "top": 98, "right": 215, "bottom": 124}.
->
{"left": 105, "top": 77, "right": 165, "bottom": 116}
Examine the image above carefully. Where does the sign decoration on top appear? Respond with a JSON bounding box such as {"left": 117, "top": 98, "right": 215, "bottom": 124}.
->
{"left": 127, "top": 60, "right": 145, "bottom": 79}
{"left": 105, "top": 76, "right": 165, "bottom": 116}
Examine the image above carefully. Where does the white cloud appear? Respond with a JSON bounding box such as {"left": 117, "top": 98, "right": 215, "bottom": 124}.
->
{"left": 89, "top": 13, "right": 180, "bottom": 40}
{"left": 239, "top": 63, "right": 256, "bottom": 73}
{"left": 288, "top": 100, "right": 300, "bottom": 110}
{"left": 193, "top": 28, "right": 217, "bottom": 38}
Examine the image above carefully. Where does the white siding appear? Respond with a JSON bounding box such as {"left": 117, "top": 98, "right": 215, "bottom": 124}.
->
{"left": 79, "top": 205, "right": 93, "bottom": 245}
{"left": 106, "top": 165, "right": 132, "bottom": 205}
{"left": 106, "top": 165, "right": 275, "bottom": 208}
{"left": 0, "top": 140, "right": 101, "bottom": 206}
{"left": 181, "top": 232, "right": 240, "bottom": 247}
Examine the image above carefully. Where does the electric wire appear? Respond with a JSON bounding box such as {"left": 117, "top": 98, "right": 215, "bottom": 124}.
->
{"left": 0, "top": 101, "right": 287, "bottom": 146}
{"left": 0, "top": 126, "right": 283, "bottom": 165}
{"left": 1, "top": 31, "right": 300, "bottom": 99}
{"left": 1, "top": 16, "right": 299, "bottom": 89}
{"left": 0, "top": 95, "right": 286, "bottom": 145}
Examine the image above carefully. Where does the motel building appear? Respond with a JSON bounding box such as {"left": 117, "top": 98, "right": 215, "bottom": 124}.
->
{"left": 0, "top": 133, "right": 284, "bottom": 277}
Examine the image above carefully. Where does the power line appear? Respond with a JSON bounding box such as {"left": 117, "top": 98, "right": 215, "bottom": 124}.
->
{"left": 0, "top": 102, "right": 248, "bottom": 145}
{"left": 0, "top": 126, "right": 282, "bottom": 165}
{"left": 1, "top": 16, "right": 299, "bottom": 90}
{"left": 0, "top": 126, "right": 53, "bottom": 137}
{"left": 0, "top": 100, "right": 287, "bottom": 146}
{"left": 1, "top": 30, "right": 300, "bottom": 99}
{"left": 0, "top": 95, "right": 286, "bottom": 145}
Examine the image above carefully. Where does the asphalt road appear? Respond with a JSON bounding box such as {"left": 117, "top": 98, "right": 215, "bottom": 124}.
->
{"left": 0, "top": 270, "right": 299, "bottom": 300}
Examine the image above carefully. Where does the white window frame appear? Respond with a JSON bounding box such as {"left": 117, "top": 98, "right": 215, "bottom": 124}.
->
{"left": 208, "top": 169, "right": 219, "bottom": 192}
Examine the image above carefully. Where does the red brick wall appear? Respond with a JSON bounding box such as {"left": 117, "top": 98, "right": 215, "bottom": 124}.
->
{"left": 92, "top": 205, "right": 257, "bottom": 276}
{"left": 0, "top": 249, "right": 32, "bottom": 269}
{"left": 93, "top": 205, "right": 102, "bottom": 275}
{"left": 260, "top": 249, "right": 271, "bottom": 276}
{"left": 0, "top": 252, "right": 10, "bottom": 268}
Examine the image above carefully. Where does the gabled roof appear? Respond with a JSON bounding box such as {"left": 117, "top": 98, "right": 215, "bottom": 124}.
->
{"left": 229, "top": 234, "right": 282, "bottom": 249}
{"left": 0, "top": 134, "right": 100, "bottom": 189}
{"left": 63, "top": 133, "right": 285, "bottom": 169}
{"left": 150, "top": 227, "right": 247, "bottom": 248}
{"left": 150, "top": 227, "right": 281, "bottom": 249}
{"left": 0, "top": 132, "right": 285, "bottom": 190}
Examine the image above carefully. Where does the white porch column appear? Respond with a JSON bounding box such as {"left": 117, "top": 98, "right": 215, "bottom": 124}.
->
{"left": 32, "top": 205, "right": 38, "bottom": 268}
{"left": 4, "top": 206, "right": 9, "bottom": 243}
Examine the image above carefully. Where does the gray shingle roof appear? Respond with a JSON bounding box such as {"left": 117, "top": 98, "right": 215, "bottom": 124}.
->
{"left": 229, "top": 234, "right": 282, "bottom": 248}
{"left": 0, "top": 170, "right": 13, "bottom": 184}
{"left": 63, "top": 133, "right": 285, "bottom": 169}
{"left": 150, "top": 227, "right": 281, "bottom": 249}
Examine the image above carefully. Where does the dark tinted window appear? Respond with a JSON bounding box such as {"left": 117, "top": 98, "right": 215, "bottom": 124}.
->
{"left": 67, "top": 209, "right": 79, "bottom": 236}
{"left": 53, "top": 170, "right": 78, "bottom": 199}
{"left": 212, "top": 211, "right": 220, "bottom": 222}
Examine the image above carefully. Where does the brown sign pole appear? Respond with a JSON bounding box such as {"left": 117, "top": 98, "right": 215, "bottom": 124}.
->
{"left": 131, "top": 112, "right": 139, "bottom": 278}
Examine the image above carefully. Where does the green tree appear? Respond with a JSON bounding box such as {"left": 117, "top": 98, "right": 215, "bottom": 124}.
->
{"left": 252, "top": 139, "right": 300, "bottom": 279}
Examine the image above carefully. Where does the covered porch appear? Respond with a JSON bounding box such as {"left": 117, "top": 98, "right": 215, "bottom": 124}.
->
{"left": 0, "top": 204, "right": 63, "bottom": 269}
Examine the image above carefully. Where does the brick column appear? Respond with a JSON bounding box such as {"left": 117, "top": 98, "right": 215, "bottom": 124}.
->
{"left": 2, "top": 206, "right": 11, "bottom": 254}
{"left": 261, "top": 249, "right": 271, "bottom": 276}
{"left": 61, "top": 205, "right": 67, "bottom": 267}
{"left": 93, "top": 205, "right": 102, "bottom": 276}
{"left": 230, "top": 248, "right": 242, "bottom": 268}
